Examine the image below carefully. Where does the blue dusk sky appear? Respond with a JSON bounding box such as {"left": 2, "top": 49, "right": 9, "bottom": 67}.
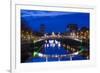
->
{"left": 21, "top": 10, "right": 90, "bottom": 33}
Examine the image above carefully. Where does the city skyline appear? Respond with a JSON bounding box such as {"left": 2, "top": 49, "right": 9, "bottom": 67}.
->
{"left": 21, "top": 10, "right": 89, "bottom": 33}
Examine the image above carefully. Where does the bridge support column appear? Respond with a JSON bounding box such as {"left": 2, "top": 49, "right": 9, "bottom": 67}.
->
{"left": 46, "top": 56, "right": 48, "bottom": 62}
{"left": 70, "top": 55, "right": 73, "bottom": 61}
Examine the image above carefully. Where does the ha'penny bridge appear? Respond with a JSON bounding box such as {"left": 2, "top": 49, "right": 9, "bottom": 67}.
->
{"left": 33, "top": 35, "right": 82, "bottom": 43}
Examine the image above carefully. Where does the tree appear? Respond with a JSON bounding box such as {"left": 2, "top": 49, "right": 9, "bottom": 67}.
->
{"left": 67, "top": 24, "right": 78, "bottom": 32}
{"left": 80, "top": 26, "right": 89, "bottom": 32}
{"left": 80, "top": 26, "right": 89, "bottom": 43}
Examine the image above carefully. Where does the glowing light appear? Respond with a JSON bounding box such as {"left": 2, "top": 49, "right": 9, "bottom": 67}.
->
{"left": 44, "top": 44, "right": 47, "bottom": 47}
{"left": 52, "top": 43, "right": 55, "bottom": 47}
{"left": 73, "top": 51, "right": 79, "bottom": 55}
{"left": 45, "top": 40, "right": 47, "bottom": 43}
{"left": 58, "top": 42, "right": 61, "bottom": 47}
{"left": 38, "top": 53, "right": 43, "bottom": 57}
{"left": 55, "top": 40, "right": 58, "bottom": 44}
{"left": 49, "top": 40, "right": 54, "bottom": 44}
{"left": 33, "top": 52, "right": 38, "bottom": 56}
{"left": 47, "top": 44, "right": 49, "bottom": 47}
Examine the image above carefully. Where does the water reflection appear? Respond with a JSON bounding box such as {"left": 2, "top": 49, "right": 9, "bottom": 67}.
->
{"left": 44, "top": 40, "right": 61, "bottom": 48}
{"left": 30, "top": 39, "right": 88, "bottom": 62}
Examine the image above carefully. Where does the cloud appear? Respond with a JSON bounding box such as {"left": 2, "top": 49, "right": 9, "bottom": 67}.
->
{"left": 21, "top": 10, "right": 75, "bottom": 18}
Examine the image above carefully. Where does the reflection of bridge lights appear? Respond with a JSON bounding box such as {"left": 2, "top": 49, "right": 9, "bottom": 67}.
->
{"left": 44, "top": 44, "right": 46, "bottom": 47}
{"left": 52, "top": 43, "right": 56, "bottom": 47}
{"left": 44, "top": 44, "right": 49, "bottom": 47}
{"left": 50, "top": 43, "right": 52, "bottom": 47}
{"left": 49, "top": 40, "right": 54, "bottom": 44}
{"left": 58, "top": 42, "right": 61, "bottom": 47}
{"left": 55, "top": 55, "right": 58, "bottom": 58}
{"left": 72, "top": 51, "right": 79, "bottom": 55}
{"left": 44, "top": 40, "right": 61, "bottom": 48}
{"left": 47, "top": 44, "right": 49, "bottom": 47}
{"left": 45, "top": 40, "right": 47, "bottom": 43}
{"left": 55, "top": 40, "right": 58, "bottom": 44}
{"left": 38, "top": 53, "right": 43, "bottom": 57}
